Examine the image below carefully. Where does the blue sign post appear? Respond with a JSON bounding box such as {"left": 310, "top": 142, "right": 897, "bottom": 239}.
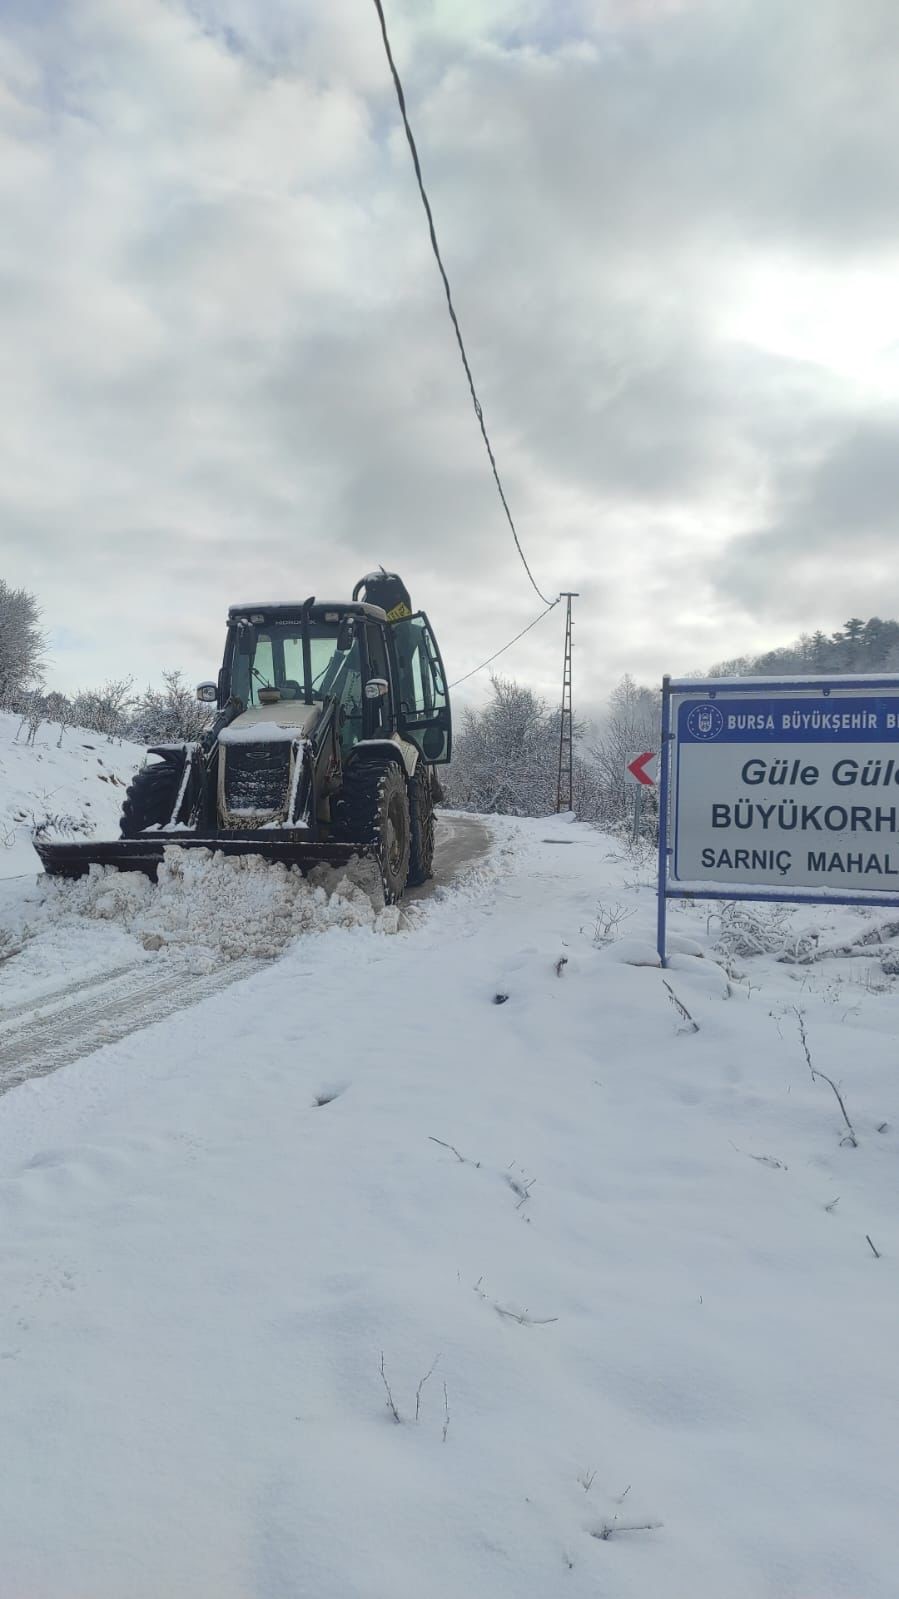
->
{"left": 657, "top": 675, "right": 899, "bottom": 966}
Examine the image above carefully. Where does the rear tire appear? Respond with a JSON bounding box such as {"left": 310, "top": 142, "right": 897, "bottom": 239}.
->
{"left": 408, "top": 763, "right": 435, "bottom": 887}
{"left": 334, "top": 758, "right": 411, "bottom": 902}
{"left": 120, "top": 761, "right": 181, "bottom": 837}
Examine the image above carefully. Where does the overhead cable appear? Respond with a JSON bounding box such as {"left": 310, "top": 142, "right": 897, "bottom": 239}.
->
{"left": 449, "top": 600, "right": 559, "bottom": 688}
{"left": 371, "top": 0, "right": 553, "bottom": 607}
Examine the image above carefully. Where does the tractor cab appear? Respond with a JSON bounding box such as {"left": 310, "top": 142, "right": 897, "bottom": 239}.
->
{"left": 219, "top": 591, "right": 451, "bottom": 766}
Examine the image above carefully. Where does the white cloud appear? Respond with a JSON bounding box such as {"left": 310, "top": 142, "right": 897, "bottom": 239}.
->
{"left": 1, "top": 0, "right": 898, "bottom": 712}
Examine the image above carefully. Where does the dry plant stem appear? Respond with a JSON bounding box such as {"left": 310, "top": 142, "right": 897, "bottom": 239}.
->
{"left": 494, "top": 1304, "right": 558, "bottom": 1326}
{"left": 379, "top": 1353, "right": 401, "bottom": 1424}
{"left": 593, "top": 1521, "right": 662, "bottom": 1541}
{"left": 505, "top": 1167, "right": 536, "bottom": 1208}
{"left": 474, "top": 1279, "right": 557, "bottom": 1327}
{"left": 730, "top": 1141, "right": 787, "bottom": 1170}
{"left": 663, "top": 981, "right": 699, "bottom": 1033}
{"left": 866, "top": 1234, "right": 882, "bottom": 1259}
{"left": 792, "top": 1009, "right": 858, "bottom": 1145}
{"left": 429, "top": 1136, "right": 481, "bottom": 1168}
{"left": 415, "top": 1357, "right": 440, "bottom": 1422}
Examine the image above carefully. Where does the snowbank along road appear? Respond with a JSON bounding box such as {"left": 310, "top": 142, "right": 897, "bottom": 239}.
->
{"left": 0, "top": 812, "right": 490, "bottom": 1090}
{"left": 0, "top": 810, "right": 897, "bottom": 1598}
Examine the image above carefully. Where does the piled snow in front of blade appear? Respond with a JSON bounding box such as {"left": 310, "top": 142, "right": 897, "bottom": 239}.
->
{"left": 38, "top": 847, "right": 398, "bottom": 959}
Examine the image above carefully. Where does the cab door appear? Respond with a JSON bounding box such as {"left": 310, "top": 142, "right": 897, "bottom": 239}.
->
{"left": 390, "top": 613, "right": 452, "bottom": 763}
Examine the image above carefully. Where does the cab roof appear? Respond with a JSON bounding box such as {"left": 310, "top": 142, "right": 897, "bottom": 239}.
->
{"left": 227, "top": 601, "right": 388, "bottom": 623}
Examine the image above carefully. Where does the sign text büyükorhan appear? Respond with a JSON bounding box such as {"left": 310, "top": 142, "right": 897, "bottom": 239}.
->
{"left": 673, "top": 692, "right": 899, "bottom": 892}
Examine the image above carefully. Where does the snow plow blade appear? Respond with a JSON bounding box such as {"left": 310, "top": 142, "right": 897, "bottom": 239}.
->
{"left": 34, "top": 833, "right": 366, "bottom": 882}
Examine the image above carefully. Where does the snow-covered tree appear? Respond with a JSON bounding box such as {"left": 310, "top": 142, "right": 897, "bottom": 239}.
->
{"left": 584, "top": 674, "right": 661, "bottom": 834}
{"left": 13, "top": 689, "right": 44, "bottom": 747}
{"left": 43, "top": 691, "right": 73, "bottom": 748}
{"left": 444, "top": 676, "right": 565, "bottom": 816}
{"left": 0, "top": 580, "right": 45, "bottom": 704}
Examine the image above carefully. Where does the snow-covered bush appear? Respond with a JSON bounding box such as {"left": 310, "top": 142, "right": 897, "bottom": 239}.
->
{"left": 4, "top": 669, "right": 209, "bottom": 748}
{"left": 710, "top": 901, "right": 818, "bottom": 963}
{"left": 70, "top": 678, "right": 135, "bottom": 741}
{"left": 130, "top": 670, "right": 212, "bottom": 744}
{"left": 589, "top": 900, "right": 636, "bottom": 945}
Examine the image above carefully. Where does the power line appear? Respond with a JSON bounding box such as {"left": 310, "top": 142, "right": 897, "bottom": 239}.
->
{"left": 449, "top": 600, "right": 559, "bottom": 689}
{"left": 371, "top": 0, "right": 553, "bottom": 608}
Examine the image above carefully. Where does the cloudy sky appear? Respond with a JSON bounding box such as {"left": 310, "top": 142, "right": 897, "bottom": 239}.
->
{"left": 2, "top": 0, "right": 898, "bottom": 712}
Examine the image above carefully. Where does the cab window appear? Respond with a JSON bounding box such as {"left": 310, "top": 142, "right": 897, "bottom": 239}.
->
{"left": 249, "top": 635, "right": 274, "bottom": 705}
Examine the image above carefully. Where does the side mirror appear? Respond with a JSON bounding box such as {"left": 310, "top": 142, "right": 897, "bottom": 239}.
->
{"left": 364, "top": 678, "right": 389, "bottom": 700}
{"left": 196, "top": 681, "right": 218, "bottom": 704}
{"left": 337, "top": 618, "right": 356, "bottom": 653}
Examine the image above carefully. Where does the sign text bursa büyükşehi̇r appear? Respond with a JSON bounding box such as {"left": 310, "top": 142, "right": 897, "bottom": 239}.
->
{"left": 672, "top": 695, "right": 899, "bottom": 892}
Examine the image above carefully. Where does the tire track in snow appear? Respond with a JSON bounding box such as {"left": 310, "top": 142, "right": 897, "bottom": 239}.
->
{"left": 0, "top": 956, "right": 263, "bottom": 1094}
{"left": 0, "top": 960, "right": 143, "bottom": 1024}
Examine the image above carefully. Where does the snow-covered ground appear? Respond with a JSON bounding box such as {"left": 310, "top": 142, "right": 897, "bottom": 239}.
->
{"left": 0, "top": 709, "right": 145, "bottom": 879}
{"left": 0, "top": 804, "right": 897, "bottom": 1597}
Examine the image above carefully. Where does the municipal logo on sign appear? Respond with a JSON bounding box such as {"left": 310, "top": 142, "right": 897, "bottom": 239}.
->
{"left": 686, "top": 704, "right": 724, "bottom": 741}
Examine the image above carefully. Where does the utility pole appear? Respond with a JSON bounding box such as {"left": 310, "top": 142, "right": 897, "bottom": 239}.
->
{"left": 556, "top": 592, "right": 579, "bottom": 812}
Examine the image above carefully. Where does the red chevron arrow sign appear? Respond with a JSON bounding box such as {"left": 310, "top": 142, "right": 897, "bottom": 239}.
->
{"left": 626, "top": 750, "right": 658, "bottom": 787}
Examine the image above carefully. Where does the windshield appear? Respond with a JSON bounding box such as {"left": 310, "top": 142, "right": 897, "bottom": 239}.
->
{"left": 228, "top": 620, "right": 361, "bottom": 710}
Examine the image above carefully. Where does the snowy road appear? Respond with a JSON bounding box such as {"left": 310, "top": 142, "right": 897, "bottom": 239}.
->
{"left": 407, "top": 810, "right": 491, "bottom": 902}
{"left": 0, "top": 815, "right": 898, "bottom": 1598}
{"left": 0, "top": 812, "right": 491, "bottom": 1089}
{"left": 0, "top": 954, "right": 265, "bottom": 1094}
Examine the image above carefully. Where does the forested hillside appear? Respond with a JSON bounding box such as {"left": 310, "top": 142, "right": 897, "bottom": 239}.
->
{"left": 712, "top": 617, "right": 899, "bottom": 677}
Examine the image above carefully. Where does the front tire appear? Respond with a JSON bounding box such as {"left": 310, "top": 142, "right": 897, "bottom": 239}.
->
{"left": 334, "top": 758, "right": 411, "bottom": 902}
{"left": 120, "top": 761, "right": 181, "bottom": 837}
